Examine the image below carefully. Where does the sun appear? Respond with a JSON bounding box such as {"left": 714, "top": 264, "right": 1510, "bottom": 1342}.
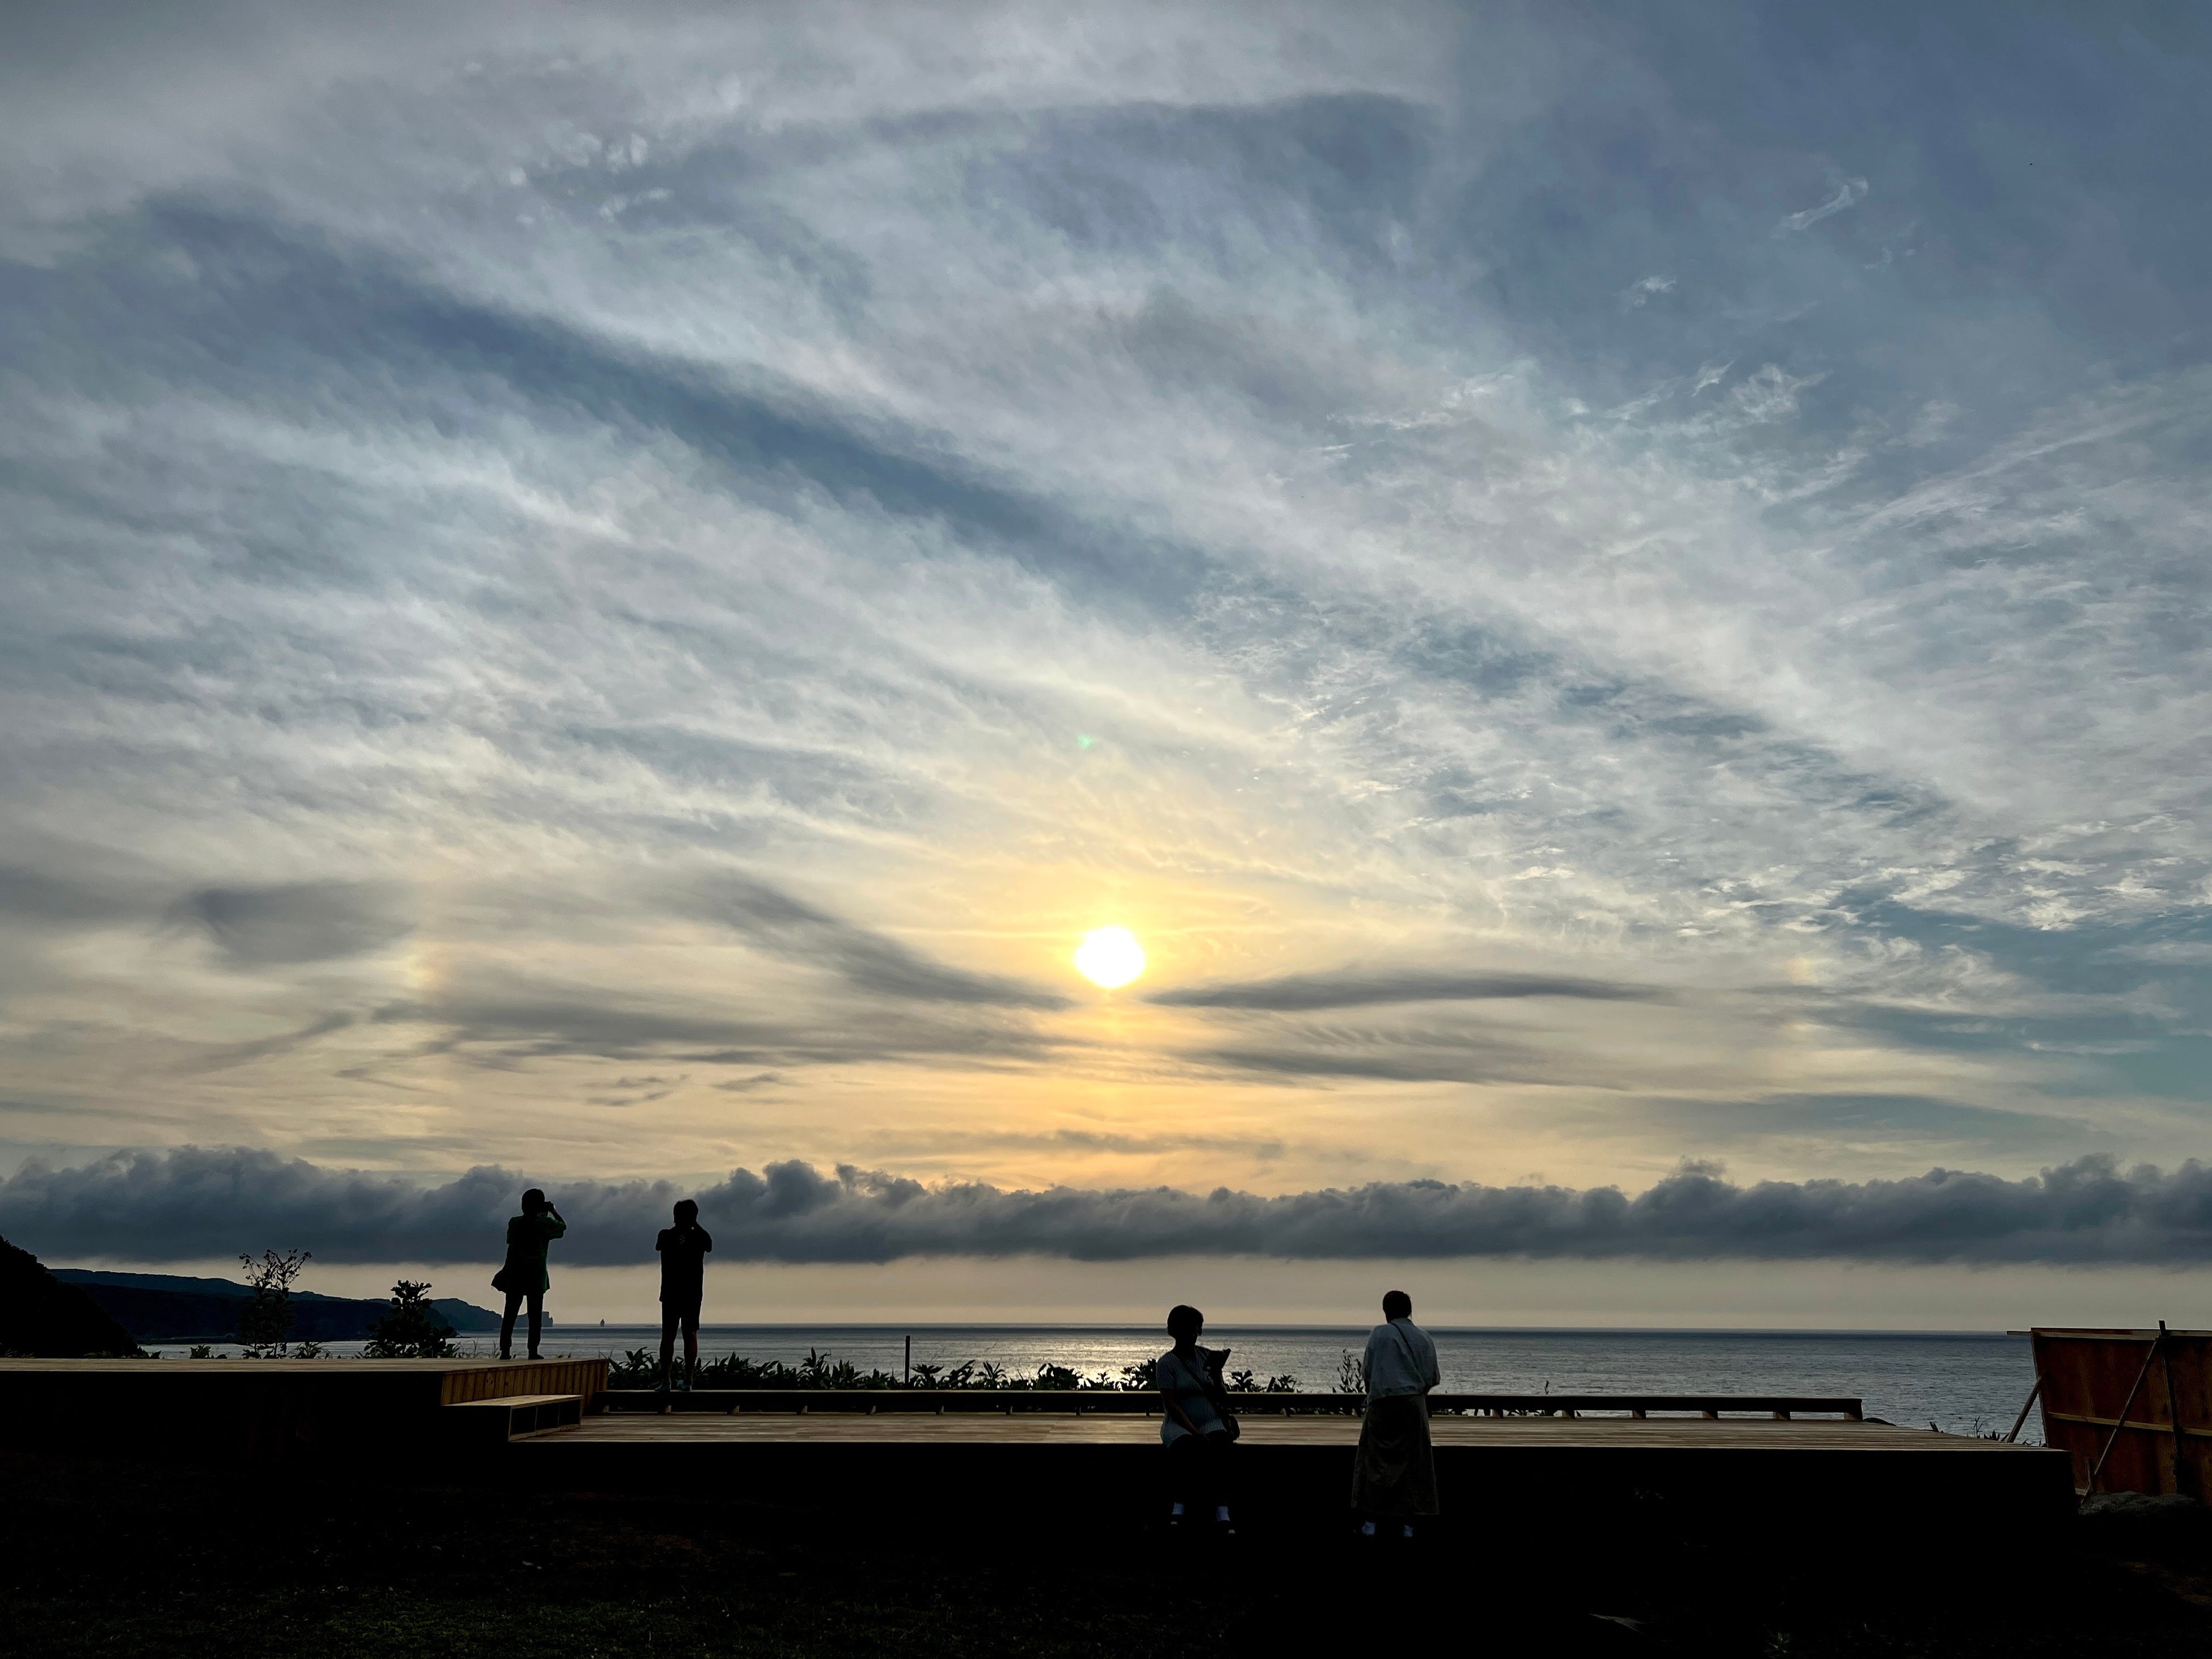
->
{"left": 1074, "top": 926, "right": 1146, "bottom": 989}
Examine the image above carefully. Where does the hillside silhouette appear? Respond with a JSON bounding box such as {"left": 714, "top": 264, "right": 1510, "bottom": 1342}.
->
{"left": 0, "top": 1236, "right": 141, "bottom": 1357}
{"left": 50, "top": 1269, "right": 500, "bottom": 1345}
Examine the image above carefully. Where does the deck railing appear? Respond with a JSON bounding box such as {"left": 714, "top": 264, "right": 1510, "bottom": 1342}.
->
{"left": 596, "top": 1388, "right": 1863, "bottom": 1420}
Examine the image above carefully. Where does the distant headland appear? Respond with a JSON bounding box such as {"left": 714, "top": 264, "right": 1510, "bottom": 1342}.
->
{"left": 48, "top": 1268, "right": 500, "bottom": 1346}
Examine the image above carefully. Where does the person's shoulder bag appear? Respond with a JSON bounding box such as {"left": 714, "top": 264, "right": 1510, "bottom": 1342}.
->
{"left": 491, "top": 1222, "right": 528, "bottom": 1295}
{"left": 1384, "top": 1320, "right": 1433, "bottom": 1396}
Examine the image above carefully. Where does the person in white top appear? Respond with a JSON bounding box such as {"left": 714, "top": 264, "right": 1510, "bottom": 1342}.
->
{"left": 1156, "top": 1303, "right": 1236, "bottom": 1534}
{"left": 1350, "top": 1289, "right": 1440, "bottom": 1538}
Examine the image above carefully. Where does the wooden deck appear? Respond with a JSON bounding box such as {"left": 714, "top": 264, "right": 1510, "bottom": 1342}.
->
{"left": 518, "top": 1403, "right": 2076, "bottom": 1536}
{"left": 0, "top": 1362, "right": 2074, "bottom": 1536}
{"left": 0, "top": 1356, "right": 607, "bottom": 1463}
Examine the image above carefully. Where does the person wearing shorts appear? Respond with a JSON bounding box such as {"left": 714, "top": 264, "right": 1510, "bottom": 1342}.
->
{"left": 656, "top": 1199, "right": 712, "bottom": 1391}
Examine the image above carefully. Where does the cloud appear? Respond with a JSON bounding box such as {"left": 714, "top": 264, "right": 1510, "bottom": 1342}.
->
{"left": 0, "top": 3, "right": 2207, "bottom": 1208}
{"left": 584, "top": 1073, "right": 685, "bottom": 1108}
{"left": 181, "top": 1010, "right": 356, "bottom": 1073}
{"left": 181, "top": 881, "right": 413, "bottom": 966}
{"left": 10, "top": 1146, "right": 2212, "bottom": 1267}
{"left": 1624, "top": 1092, "right": 2102, "bottom": 1159}
{"left": 863, "top": 1127, "right": 1290, "bottom": 1162}
{"left": 0, "top": 866, "right": 145, "bottom": 925}
{"left": 677, "top": 873, "right": 1071, "bottom": 1010}
{"left": 711, "top": 1073, "right": 786, "bottom": 1093}
{"left": 1189, "top": 1037, "right": 1546, "bottom": 1086}
{"left": 1774, "top": 174, "right": 1869, "bottom": 235}
{"left": 370, "top": 975, "right": 1060, "bottom": 1071}
{"left": 1150, "top": 968, "right": 1663, "bottom": 1011}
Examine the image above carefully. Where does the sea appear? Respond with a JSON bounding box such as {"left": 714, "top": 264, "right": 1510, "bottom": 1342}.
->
{"left": 163, "top": 1324, "right": 2044, "bottom": 1440}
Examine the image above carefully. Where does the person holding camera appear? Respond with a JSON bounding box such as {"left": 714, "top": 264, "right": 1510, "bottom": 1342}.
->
{"left": 655, "top": 1198, "right": 713, "bottom": 1392}
{"left": 493, "top": 1188, "right": 566, "bottom": 1361}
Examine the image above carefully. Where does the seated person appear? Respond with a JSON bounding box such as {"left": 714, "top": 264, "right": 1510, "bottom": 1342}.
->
{"left": 1157, "top": 1302, "right": 1236, "bottom": 1534}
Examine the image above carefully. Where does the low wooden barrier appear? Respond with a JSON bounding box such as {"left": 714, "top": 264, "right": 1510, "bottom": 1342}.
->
{"left": 2032, "top": 1325, "right": 2212, "bottom": 1497}
{"left": 0, "top": 1356, "right": 609, "bottom": 1466}
{"left": 598, "top": 1388, "right": 1864, "bottom": 1420}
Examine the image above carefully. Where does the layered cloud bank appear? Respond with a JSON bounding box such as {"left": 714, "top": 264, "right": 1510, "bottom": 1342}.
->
{"left": 1, "top": 5, "right": 2209, "bottom": 1231}
{"left": 9, "top": 1146, "right": 2212, "bottom": 1267}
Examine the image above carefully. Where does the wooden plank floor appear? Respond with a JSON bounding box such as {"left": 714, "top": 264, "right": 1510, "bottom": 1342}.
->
{"left": 518, "top": 1409, "right": 2079, "bottom": 1534}
{"left": 539, "top": 1413, "right": 2037, "bottom": 1454}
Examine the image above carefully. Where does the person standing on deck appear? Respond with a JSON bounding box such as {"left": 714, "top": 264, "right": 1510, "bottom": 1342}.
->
{"left": 495, "top": 1188, "right": 565, "bottom": 1361}
{"left": 656, "top": 1198, "right": 712, "bottom": 1392}
{"left": 1351, "top": 1289, "right": 1440, "bottom": 1539}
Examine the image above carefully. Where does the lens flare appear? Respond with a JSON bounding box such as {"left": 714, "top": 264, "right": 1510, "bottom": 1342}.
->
{"left": 1074, "top": 926, "right": 1145, "bottom": 989}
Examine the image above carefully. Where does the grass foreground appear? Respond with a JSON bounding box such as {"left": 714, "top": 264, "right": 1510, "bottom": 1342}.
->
{"left": 6, "top": 1449, "right": 2212, "bottom": 1657}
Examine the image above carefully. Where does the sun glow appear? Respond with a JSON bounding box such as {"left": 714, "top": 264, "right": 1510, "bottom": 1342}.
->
{"left": 1074, "top": 926, "right": 1146, "bottom": 989}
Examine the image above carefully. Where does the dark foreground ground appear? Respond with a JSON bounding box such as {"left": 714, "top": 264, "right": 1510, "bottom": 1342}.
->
{"left": 5, "top": 1449, "right": 2212, "bottom": 1657}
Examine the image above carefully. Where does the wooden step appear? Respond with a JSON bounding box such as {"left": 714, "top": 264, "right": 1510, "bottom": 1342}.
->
{"left": 445, "top": 1393, "right": 582, "bottom": 1443}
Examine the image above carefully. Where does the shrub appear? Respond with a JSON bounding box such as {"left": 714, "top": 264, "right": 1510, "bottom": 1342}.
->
{"left": 362, "top": 1280, "right": 458, "bottom": 1358}
{"left": 602, "top": 1346, "right": 1295, "bottom": 1392}
{"left": 237, "top": 1248, "right": 311, "bottom": 1357}
{"left": 1336, "top": 1348, "right": 1365, "bottom": 1395}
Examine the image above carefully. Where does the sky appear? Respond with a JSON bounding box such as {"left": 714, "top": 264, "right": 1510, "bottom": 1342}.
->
{"left": 3, "top": 1, "right": 2210, "bottom": 1326}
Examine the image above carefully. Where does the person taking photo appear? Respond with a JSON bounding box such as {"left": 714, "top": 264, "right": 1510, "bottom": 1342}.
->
{"left": 494, "top": 1187, "right": 566, "bottom": 1361}
{"left": 656, "top": 1198, "right": 713, "bottom": 1392}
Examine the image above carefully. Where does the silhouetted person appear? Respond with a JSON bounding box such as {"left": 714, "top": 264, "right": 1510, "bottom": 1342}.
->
{"left": 1158, "top": 1303, "right": 1236, "bottom": 1535}
{"left": 495, "top": 1188, "right": 565, "bottom": 1360}
{"left": 656, "top": 1198, "right": 712, "bottom": 1392}
{"left": 1352, "top": 1289, "right": 1439, "bottom": 1539}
